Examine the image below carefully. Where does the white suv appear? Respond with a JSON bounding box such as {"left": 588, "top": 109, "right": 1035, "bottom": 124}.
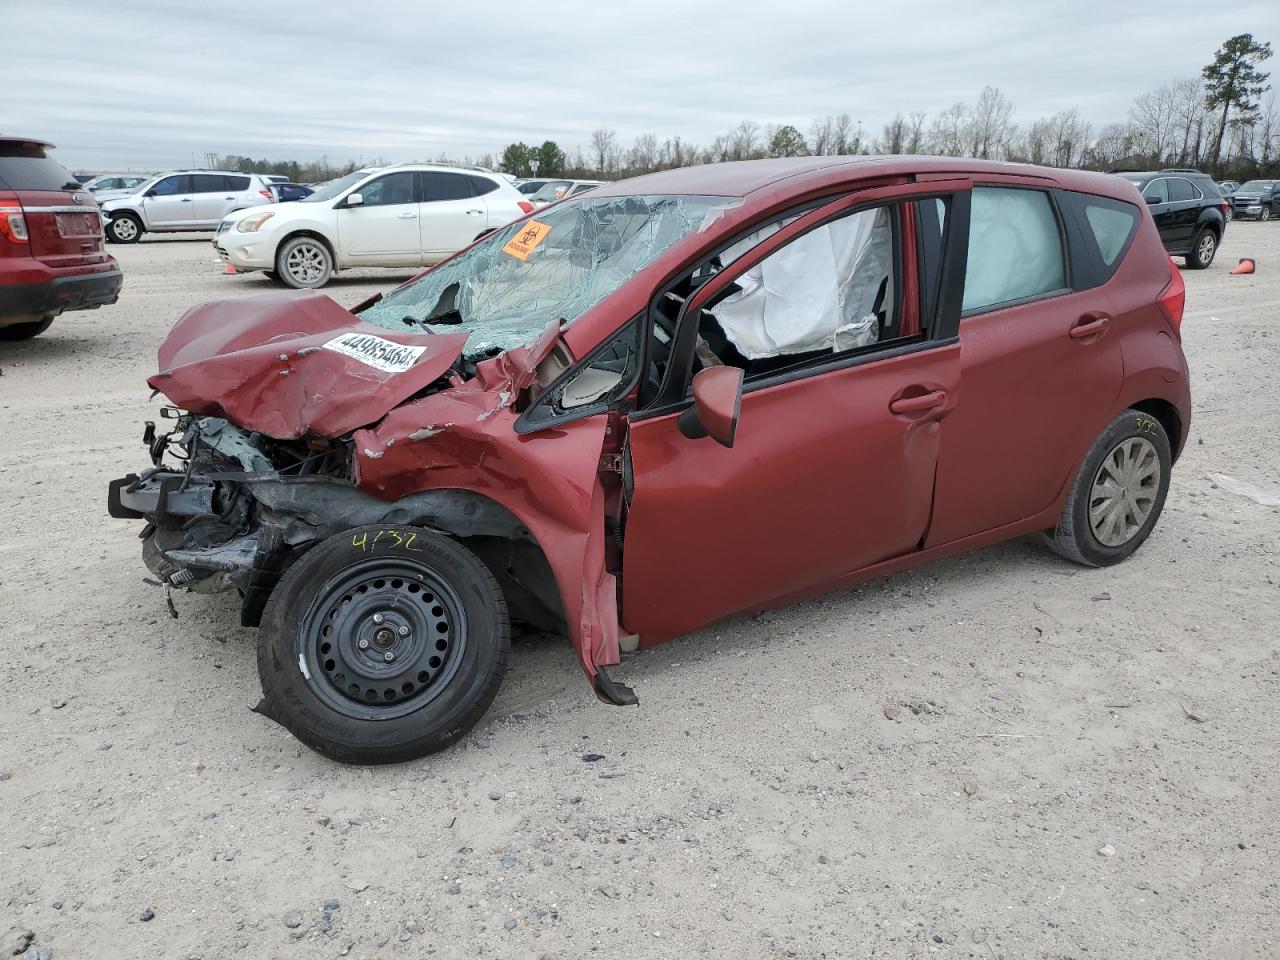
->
{"left": 214, "top": 164, "right": 534, "bottom": 288}
{"left": 101, "top": 171, "right": 272, "bottom": 243}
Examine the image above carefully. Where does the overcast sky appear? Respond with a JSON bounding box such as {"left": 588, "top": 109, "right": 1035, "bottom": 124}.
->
{"left": 7, "top": 0, "right": 1279, "bottom": 172}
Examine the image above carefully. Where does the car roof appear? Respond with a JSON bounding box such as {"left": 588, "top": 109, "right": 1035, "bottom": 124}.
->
{"left": 0, "top": 136, "right": 54, "bottom": 149}
{"left": 588, "top": 155, "right": 1134, "bottom": 204}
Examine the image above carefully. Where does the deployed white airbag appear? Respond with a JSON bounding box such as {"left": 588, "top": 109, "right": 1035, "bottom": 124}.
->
{"left": 711, "top": 208, "right": 892, "bottom": 360}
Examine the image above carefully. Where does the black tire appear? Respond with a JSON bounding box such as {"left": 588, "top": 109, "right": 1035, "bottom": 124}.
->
{"left": 275, "top": 234, "right": 333, "bottom": 288}
{"left": 106, "top": 212, "right": 143, "bottom": 244}
{"left": 1044, "top": 410, "right": 1172, "bottom": 567}
{"left": 263, "top": 270, "right": 280, "bottom": 282}
{"left": 0, "top": 316, "right": 54, "bottom": 341}
{"left": 256, "top": 525, "right": 509, "bottom": 763}
{"left": 1185, "top": 227, "right": 1217, "bottom": 269}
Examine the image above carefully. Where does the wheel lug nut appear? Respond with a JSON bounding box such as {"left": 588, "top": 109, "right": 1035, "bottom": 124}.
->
{"left": 383, "top": 652, "right": 395, "bottom": 662}
{"left": 398, "top": 626, "right": 410, "bottom": 636}
{"left": 372, "top": 613, "right": 385, "bottom": 624}
{"left": 357, "top": 638, "right": 370, "bottom": 649}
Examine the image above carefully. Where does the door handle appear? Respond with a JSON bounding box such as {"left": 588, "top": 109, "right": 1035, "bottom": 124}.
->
{"left": 889, "top": 389, "right": 947, "bottom": 415}
{"left": 1069, "top": 315, "right": 1110, "bottom": 339}
{"left": 466, "top": 209, "right": 483, "bottom": 215}
{"left": 180, "top": 198, "right": 192, "bottom": 202}
{"left": 397, "top": 213, "right": 418, "bottom": 219}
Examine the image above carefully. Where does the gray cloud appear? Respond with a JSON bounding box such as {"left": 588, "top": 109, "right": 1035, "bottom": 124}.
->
{"left": 7, "top": 0, "right": 1278, "bottom": 171}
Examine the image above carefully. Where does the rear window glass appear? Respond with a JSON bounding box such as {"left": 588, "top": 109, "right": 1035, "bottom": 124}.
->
{"left": 0, "top": 146, "right": 77, "bottom": 192}
{"left": 1081, "top": 196, "right": 1140, "bottom": 269}
{"left": 1168, "top": 178, "right": 1197, "bottom": 202}
{"left": 963, "top": 187, "right": 1066, "bottom": 313}
{"left": 467, "top": 175, "right": 498, "bottom": 196}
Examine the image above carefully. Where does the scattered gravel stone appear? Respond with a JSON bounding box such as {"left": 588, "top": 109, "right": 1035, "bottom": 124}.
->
{"left": 503, "top": 919, "right": 517, "bottom": 930}
{"left": 597, "top": 883, "right": 621, "bottom": 899}
{"left": 323, "top": 899, "right": 340, "bottom": 911}
{"left": 0, "top": 772, "right": 10, "bottom": 782}
{"left": 542, "top": 855, "right": 554, "bottom": 866}
{"left": 51, "top": 699, "right": 67, "bottom": 710}
{"left": 1092, "top": 592, "right": 1112, "bottom": 602}
{"left": 471, "top": 738, "right": 492, "bottom": 749}
{"left": 283, "top": 911, "right": 303, "bottom": 929}
{"left": 404, "top": 921, "right": 424, "bottom": 935}
{"left": 1098, "top": 843, "right": 1116, "bottom": 857}
{"left": 140, "top": 909, "right": 155, "bottom": 922}
{"left": 817, "top": 854, "right": 829, "bottom": 864}
{"left": 582, "top": 753, "right": 605, "bottom": 763}
{"left": 883, "top": 706, "right": 901, "bottom": 721}
{"left": 932, "top": 934, "right": 944, "bottom": 944}
{"left": 488, "top": 790, "right": 502, "bottom": 800}
{"left": 51, "top": 902, "right": 62, "bottom": 911}
{"left": 447, "top": 882, "right": 462, "bottom": 895}
{"left": 851, "top": 771, "right": 868, "bottom": 781}
{"left": 2, "top": 928, "right": 34, "bottom": 955}
{"left": 963, "top": 782, "right": 978, "bottom": 796}
{"left": 344, "top": 878, "right": 369, "bottom": 893}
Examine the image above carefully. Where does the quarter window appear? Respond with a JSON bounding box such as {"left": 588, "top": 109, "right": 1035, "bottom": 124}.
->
{"left": 962, "top": 187, "right": 1066, "bottom": 313}
{"left": 225, "top": 175, "right": 250, "bottom": 191}
{"left": 1082, "top": 197, "right": 1139, "bottom": 268}
{"left": 466, "top": 175, "right": 498, "bottom": 196}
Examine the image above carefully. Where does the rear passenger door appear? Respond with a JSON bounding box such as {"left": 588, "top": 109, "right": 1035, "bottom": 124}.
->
{"left": 418, "top": 172, "right": 487, "bottom": 261}
{"left": 1164, "top": 177, "right": 1202, "bottom": 248}
{"left": 926, "top": 182, "right": 1126, "bottom": 546}
{"left": 191, "top": 174, "right": 240, "bottom": 226}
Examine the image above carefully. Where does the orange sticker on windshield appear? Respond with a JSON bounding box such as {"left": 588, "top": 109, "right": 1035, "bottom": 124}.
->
{"left": 502, "top": 220, "right": 552, "bottom": 260}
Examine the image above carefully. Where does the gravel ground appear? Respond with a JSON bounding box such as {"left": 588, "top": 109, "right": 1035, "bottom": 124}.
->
{"left": 1, "top": 226, "right": 1277, "bottom": 959}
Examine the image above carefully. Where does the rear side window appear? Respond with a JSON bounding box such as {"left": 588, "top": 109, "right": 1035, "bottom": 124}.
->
{"left": 0, "top": 144, "right": 76, "bottom": 191}
{"left": 466, "top": 175, "right": 499, "bottom": 196}
{"left": 420, "top": 172, "right": 473, "bottom": 202}
{"left": 1082, "top": 198, "right": 1139, "bottom": 268}
{"left": 226, "top": 175, "right": 250, "bottom": 190}
{"left": 963, "top": 187, "right": 1066, "bottom": 313}
{"left": 1169, "top": 178, "right": 1198, "bottom": 202}
{"left": 192, "top": 174, "right": 227, "bottom": 193}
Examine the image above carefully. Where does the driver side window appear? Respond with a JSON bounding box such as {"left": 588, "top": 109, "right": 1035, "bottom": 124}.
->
{"left": 151, "top": 176, "right": 188, "bottom": 196}
{"left": 358, "top": 172, "right": 416, "bottom": 207}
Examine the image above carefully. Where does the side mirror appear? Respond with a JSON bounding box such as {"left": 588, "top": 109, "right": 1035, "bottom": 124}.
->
{"left": 678, "top": 366, "right": 743, "bottom": 448}
{"left": 1144, "top": 194, "right": 1160, "bottom": 205}
{"left": 144, "top": 189, "right": 157, "bottom": 198}
{"left": 343, "top": 192, "right": 363, "bottom": 208}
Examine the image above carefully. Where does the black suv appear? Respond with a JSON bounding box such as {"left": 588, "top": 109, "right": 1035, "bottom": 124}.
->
{"left": 1228, "top": 179, "right": 1279, "bottom": 221}
{"left": 1114, "top": 169, "right": 1228, "bottom": 269}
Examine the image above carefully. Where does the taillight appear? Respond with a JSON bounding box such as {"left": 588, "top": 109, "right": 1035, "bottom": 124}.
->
{"left": 1157, "top": 256, "right": 1186, "bottom": 337}
{"left": 517, "top": 200, "right": 535, "bottom": 215}
{"left": 1221, "top": 201, "right": 1229, "bottom": 216}
{"left": 0, "top": 202, "right": 28, "bottom": 244}
{"left": 259, "top": 189, "right": 272, "bottom": 200}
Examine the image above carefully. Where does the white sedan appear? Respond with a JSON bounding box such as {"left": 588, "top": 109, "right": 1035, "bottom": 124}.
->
{"left": 214, "top": 164, "right": 534, "bottom": 288}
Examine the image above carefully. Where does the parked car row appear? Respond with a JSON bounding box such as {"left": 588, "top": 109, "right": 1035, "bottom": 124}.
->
{"left": 0, "top": 137, "right": 122, "bottom": 340}
{"left": 515, "top": 178, "right": 603, "bottom": 206}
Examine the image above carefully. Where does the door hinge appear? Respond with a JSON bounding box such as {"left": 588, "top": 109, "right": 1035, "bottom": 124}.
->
{"left": 599, "top": 453, "right": 624, "bottom": 475}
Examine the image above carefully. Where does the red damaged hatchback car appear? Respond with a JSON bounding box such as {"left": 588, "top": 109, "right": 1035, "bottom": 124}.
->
{"left": 109, "top": 157, "right": 1190, "bottom": 763}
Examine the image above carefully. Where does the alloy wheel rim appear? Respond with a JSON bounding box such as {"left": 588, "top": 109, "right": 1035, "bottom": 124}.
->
{"left": 114, "top": 219, "right": 137, "bottom": 240}
{"left": 299, "top": 558, "right": 467, "bottom": 720}
{"left": 1198, "top": 233, "right": 1215, "bottom": 261}
{"left": 1088, "top": 437, "right": 1160, "bottom": 547}
{"left": 286, "top": 243, "right": 327, "bottom": 283}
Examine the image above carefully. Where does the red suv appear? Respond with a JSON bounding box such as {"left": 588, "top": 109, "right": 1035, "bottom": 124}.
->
{"left": 109, "top": 157, "right": 1190, "bottom": 763}
{"left": 0, "top": 137, "right": 122, "bottom": 340}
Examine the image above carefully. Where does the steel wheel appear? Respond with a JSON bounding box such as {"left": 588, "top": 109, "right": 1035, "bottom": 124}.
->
{"left": 285, "top": 241, "right": 329, "bottom": 284}
{"left": 1088, "top": 437, "right": 1161, "bottom": 547}
{"left": 1262, "top": 207, "right": 1272, "bottom": 222}
{"left": 299, "top": 558, "right": 467, "bottom": 721}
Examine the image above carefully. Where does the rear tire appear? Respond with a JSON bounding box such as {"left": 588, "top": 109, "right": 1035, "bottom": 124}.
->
{"left": 1044, "top": 410, "right": 1172, "bottom": 567}
{"left": 106, "top": 213, "right": 142, "bottom": 244}
{"left": 0, "top": 316, "right": 54, "bottom": 341}
{"left": 276, "top": 235, "right": 333, "bottom": 288}
{"left": 256, "top": 525, "right": 510, "bottom": 764}
{"left": 1262, "top": 207, "right": 1272, "bottom": 222}
{"left": 1186, "top": 227, "right": 1217, "bottom": 269}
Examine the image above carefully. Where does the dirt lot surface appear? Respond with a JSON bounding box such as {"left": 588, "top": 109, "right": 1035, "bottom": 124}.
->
{"left": 1, "top": 226, "right": 1277, "bottom": 960}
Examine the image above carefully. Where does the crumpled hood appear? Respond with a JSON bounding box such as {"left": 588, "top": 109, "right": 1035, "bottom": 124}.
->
{"left": 149, "top": 290, "right": 468, "bottom": 440}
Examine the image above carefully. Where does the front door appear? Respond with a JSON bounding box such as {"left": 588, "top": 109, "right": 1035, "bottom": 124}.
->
{"left": 336, "top": 171, "right": 421, "bottom": 263}
{"left": 620, "top": 181, "right": 972, "bottom": 641}
{"left": 142, "top": 174, "right": 194, "bottom": 228}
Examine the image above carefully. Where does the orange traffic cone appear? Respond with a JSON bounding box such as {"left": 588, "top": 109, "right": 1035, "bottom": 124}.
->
{"left": 223, "top": 261, "right": 237, "bottom": 275}
{"left": 1230, "top": 258, "right": 1256, "bottom": 275}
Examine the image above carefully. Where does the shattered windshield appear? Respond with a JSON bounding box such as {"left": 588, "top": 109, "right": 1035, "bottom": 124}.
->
{"left": 360, "top": 194, "right": 736, "bottom": 360}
